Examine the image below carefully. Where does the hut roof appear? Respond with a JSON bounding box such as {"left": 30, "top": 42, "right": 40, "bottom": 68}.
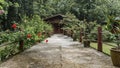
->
{"left": 44, "top": 14, "right": 66, "bottom": 21}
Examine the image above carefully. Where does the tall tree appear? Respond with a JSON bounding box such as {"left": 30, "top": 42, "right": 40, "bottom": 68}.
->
{"left": 71, "top": 0, "right": 120, "bottom": 23}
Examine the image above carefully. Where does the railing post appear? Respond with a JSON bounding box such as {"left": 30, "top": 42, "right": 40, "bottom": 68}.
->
{"left": 80, "top": 28, "right": 83, "bottom": 42}
{"left": 80, "top": 33, "right": 82, "bottom": 42}
{"left": 70, "top": 30, "right": 73, "bottom": 37}
{"left": 63, "top": 30, "right": 65, "bottom": 35}
{"left": 98, "top": 26, "right": 102, "bottom": 52}
{"left": 19, "top": 39, "right": 24, "bottom": 51}
{"left": 63, "top": 30, "right": 66, "bottom": 35}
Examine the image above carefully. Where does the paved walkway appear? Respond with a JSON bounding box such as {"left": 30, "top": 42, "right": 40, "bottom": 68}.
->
{"left": 0, "top": 34, "right": 118, "bottom": 68}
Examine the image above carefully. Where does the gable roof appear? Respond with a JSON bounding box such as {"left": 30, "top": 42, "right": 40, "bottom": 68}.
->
{"left": 44, "top": 14, "right": 66, "bottom": 21}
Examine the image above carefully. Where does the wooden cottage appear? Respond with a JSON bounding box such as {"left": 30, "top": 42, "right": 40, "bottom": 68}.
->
{"left": 44, "top": 14, "right": 65, "bottom": 34}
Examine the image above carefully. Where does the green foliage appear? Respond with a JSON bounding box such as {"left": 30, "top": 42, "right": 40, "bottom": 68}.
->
{"left": 62, "top": 12, "right": 82, "bottom": 40}
{"left": 0, "top": 0, "right": 120, "bottom": 62}
{"left": 72, "top": 0, "right": 120, "bottom": 23}
{"left": 106, "top": 15, "right": 120, "bottom": 34}
{"left": 1, "top": 0, "right": 120, "bottom": 28}
{"left": 63, "top": 12, "right": 80, "bottom": 30}
{"left": 0, "top": 43, "right": 19, "bottom": 61}
{"left": 89, "top": 25, "right": 117, "bottom": 42}
{"left": 0, "top": 15, "right": 53, "bottom": 61}
{"left": 33, "top": 0, "right": 75, "bottom": 17}
{"left": 0, "top": 0, "right": 8, "bottom": 9}
{"left": 102, "top": 30, "right": 116, "bottom": 42}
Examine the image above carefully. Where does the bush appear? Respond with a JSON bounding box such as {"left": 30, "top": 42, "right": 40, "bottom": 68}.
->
{"left": 89, "top": 26, "right": 116, "bottom": 42}
{"left": 0, "top": 15, "right": 53, "bottom": 61}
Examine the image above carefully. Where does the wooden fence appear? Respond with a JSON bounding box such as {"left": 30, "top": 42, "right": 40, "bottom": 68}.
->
{"left": 79, "top": 26, "right": 116, "bottom": 53}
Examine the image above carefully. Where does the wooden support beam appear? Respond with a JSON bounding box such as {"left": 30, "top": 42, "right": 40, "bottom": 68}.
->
{"left": 97, "top": 27, "right": 102, "bottom": 52}
{"left": 19, "top": 40, "right": 24, "bottom": 51}
{"left": 80, "top": 33, "right": 82, "bottom": 42}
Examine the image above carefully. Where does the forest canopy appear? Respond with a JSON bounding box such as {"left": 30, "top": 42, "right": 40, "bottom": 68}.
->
{"left": 0, "top": 0, "right": 120, "bottom": 23}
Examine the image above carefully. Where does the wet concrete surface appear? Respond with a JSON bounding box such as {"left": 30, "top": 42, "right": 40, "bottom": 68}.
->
{"left": 0, "top": 34, "right": 118, "bottom": 68}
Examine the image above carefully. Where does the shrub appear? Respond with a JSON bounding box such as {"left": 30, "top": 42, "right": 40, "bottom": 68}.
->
{"left": 0, "top": 15, "right": 53, "bottom": 61}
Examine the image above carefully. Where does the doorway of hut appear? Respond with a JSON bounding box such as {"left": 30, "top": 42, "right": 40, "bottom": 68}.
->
{"left": 52, "top": 23, "right": 63, "bottom": 34}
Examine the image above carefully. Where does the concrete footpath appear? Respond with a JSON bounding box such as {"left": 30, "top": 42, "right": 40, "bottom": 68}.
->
{"left": 0, "top": 34, "right": 118, "bottom": 68}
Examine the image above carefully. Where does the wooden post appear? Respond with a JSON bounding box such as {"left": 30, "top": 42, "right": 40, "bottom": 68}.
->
{"left": 98, "top": 27, "right": 102, "bottom": 52}
{"left": 80, "top": 32, "right": 82, "bottom": 42}
{"left": 80, "top": 28, "right": 83, "bottom": 42}
{"left": 71, "top": 30, "right": 73, "bottom": 38}
{"left": 19, "top": 40, "right": 24, "bottom": 51}
{"left": 63, "top": 30, "right": 65, "bottom": 35}
{"left": 64, "top": 30, "right": 66, "bottom": 35}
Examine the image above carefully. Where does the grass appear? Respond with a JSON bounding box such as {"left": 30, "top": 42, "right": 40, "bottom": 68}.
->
{"left": 90, "top": 42, "right": 115, "bottom": 55}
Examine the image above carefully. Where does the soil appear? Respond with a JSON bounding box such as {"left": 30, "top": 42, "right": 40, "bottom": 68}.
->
{"left": 0, "top": 34, "right": 118, "bottom": 68}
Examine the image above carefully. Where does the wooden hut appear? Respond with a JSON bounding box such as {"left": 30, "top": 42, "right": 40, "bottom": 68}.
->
{"left": 44, "top": 14, "right": 65, "bottom": 34}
